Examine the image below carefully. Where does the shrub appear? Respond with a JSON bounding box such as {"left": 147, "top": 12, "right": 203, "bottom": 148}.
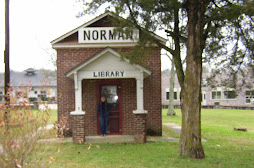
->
{"left": 0, "top": 85, "right": 55, "bottom": 167}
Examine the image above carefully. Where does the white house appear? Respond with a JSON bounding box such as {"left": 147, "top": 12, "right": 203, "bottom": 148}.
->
{"left": 162, "top": 69, "right": 254, "bottom": 109}
{"left": 0, "top": 68, "right": 57, "bottom": 105}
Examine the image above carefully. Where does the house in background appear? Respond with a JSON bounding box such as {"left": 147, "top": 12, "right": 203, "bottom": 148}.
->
{"left": 0, "top": 68, "right": 57, "bottom": 106}
{"left": 162, "top": 69, "right": 254, "bottom": 109}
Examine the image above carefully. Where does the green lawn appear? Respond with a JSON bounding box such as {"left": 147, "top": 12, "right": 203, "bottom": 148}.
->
{"left": 48, "top": 110, "right": 57, "bottom": 124}
{"left": 31, "top": 109, "right": 57, "bottom": 125}
{"left": 38, "top": 108, "right": 254, "bottom": 168}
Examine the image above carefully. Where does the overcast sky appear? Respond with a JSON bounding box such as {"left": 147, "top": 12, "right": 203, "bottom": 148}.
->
{"left": 0, "top": 0, "right": 170, "bottom": 72}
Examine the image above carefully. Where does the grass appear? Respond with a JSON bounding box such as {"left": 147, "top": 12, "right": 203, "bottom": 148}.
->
{"left": 47, "top": 109, "right": 57, "bottom": 124}
{"left": 162, "top": 124, "right": 180, "bottom": 138}
{"left": 31, "top": 109, "right": 57, "bottom": 125}
{"left": 39, "top": 109, "right": 254, "bottom": 168}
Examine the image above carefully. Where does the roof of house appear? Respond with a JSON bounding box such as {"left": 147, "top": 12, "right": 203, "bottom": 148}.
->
{"left": 0, "top": 69, "right": 56, "bottom": 87}
{"left": 161, "top": 68, "right": 254, "bottom": 89}
{"left": 51, "top": 12, "right": 167, "bottom": 46}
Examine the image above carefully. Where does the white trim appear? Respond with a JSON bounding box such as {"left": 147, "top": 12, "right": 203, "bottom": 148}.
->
{"left": 211, "top": 90, "right": 222, "bottom": 100}
{"left": 202, "top": 91, "right": 206, "bottom": 105}
{"left": 133, "top": 70, "right": 148, "bottom": 114}
{"left": 165, "top": 88, "right": 178, "bottom": 92}
{"left": 211, "top": 87, "right": 223, "bottom": 91}
{"left": 52, "top": 43, "right": 162, "bottom": 49}
{"left": 75, "top": 80, "right": 83, "bottom": 111}
{"left": 52, "top": 44, "right": 137, "bottom": 49}
{"left": 150, "top": 32, "right": 167, "bottom": 44}
{"left": 74, "top": 72, "right": 78, "bottom": 89}
{"left": 70, "top": 111, "right": 85, "bottom": 115}
{"left": 133, "top": 110, "right": 148, "bottom": 114}
{"left": 66, "top": 48, "right": 152, "bottom": 78}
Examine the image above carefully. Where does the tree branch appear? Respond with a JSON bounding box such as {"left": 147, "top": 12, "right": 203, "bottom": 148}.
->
{"left": 165, "top": 29, "right": 187, "bottom": 43}
{"left": 126, "top": 0, "right": 175, "bottom": 55}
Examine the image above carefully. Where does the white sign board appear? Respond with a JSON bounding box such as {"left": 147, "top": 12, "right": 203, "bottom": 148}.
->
{"left": 78, "top": 27, "right": 139, "bottom": 43}
{"left": 93, "top": 71, "right": 125, "bottom": 78}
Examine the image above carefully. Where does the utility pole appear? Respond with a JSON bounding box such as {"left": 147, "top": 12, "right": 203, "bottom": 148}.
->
{"left": 4, "top": 0, "right": 10, "bottom": 125}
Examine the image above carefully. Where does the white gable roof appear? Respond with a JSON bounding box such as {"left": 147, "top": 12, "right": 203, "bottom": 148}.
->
{"left": 66, "top": 47, "right": 152, "bottom": 78}
{"left": 51, "top": 12, "right": 167, "bottom": 45}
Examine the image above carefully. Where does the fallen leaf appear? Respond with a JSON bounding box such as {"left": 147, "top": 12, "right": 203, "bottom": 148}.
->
{"left": 10, "top": 140, "right": 14, "bottom": 147}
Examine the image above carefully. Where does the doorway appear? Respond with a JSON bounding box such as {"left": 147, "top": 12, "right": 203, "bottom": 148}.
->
{"left": 202, "top": 92, "right": 206, "bottom": 105}
{"left": 97, "top": 81, "right": 122, "bottom": 135}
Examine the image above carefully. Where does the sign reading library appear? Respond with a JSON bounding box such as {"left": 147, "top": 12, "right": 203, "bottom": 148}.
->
{"left": 93, "top": 71, "right": 125, "bottom": 78}
{"left": 78, "top": 27, "right": 139, "bottom": 43}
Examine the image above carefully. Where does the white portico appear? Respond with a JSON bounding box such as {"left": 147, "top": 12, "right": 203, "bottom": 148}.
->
{"left": 66, "top": 47, "right": 151, "bottom": 116}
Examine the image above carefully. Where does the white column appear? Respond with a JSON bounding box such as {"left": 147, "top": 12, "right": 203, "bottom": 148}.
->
{"left": 70, "top": 71, "right": 85, "bottom": 115}
{"left": 133, "top": 70, "right": 148, "bottom": 114}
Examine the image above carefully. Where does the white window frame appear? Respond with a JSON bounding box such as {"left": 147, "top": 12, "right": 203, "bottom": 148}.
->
{"left": 165, "top": 88, "right": 178, "bottom": 101}
{"left": 245, "top": 90, "right": 254, "bottom": 104}
{"left": 211, "top": 91, "right": 222, "bottom": 100}
{"left": 223, "top": 90, "right": 237, "bottom": 100}
{"left": 166, "top": 91, "right": 178, "bottom": 100}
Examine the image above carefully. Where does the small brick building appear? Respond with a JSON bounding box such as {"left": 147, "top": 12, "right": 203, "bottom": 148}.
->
{"left": 51, "top": 13, "right": 166, "bottom": 143}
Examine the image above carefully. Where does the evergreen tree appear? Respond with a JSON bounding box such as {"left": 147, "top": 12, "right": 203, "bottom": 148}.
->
{"left": 81, "top": 0, "right": 254, "bottom": 158}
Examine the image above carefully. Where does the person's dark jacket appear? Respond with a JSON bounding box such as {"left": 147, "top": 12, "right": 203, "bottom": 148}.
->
{"left": 97, "top": 102, "right": 110, "bottom": 117}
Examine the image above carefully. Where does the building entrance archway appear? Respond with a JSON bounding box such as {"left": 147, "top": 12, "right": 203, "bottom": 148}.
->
{"left": 97, "top": 80, "right": 122, "bottom": 135}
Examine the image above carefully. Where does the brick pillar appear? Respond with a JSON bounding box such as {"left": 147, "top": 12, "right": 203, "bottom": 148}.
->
{"left": 71, "top": 114, "right": 85, "bottom": 143}
{"left": 134, "top": 114, "right": 147, "bottom": 143}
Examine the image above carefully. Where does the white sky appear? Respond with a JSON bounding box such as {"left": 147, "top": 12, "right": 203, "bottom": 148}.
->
{"left": 0, "top": 0, "right": 170, "bottom": 72}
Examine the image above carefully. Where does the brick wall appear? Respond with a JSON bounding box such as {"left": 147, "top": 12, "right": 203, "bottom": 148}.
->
{"left": 144, "top": 47, "right": 162, "bottom": 136}
{"left": 72, "top": 114, "right": 85, "bottom": 143}
{"left": 134, "top": 114, "right": 147, "bottom": 143}
{"left": 57, "top": 48, "right": 104, "bottom": 135}
{"left": 57, "top": 47, "right": 162, "bottom": 136}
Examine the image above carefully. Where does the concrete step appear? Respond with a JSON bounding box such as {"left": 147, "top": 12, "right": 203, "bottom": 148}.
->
{"left": 39, "top": 135, "right": 180, "bottom": 144}
{"left": 39, "top": 135, "right": 135, "bottom": 144}
{"left": 86, "top": 135, "right": 134, "bottom": 143}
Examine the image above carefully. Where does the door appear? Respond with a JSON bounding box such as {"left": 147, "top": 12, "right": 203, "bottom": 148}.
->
{"left": 202, "top": 92, "right": 206, "bottom": 105}
{"left": 97, "top": 82, "right": 122, "bottom": 135}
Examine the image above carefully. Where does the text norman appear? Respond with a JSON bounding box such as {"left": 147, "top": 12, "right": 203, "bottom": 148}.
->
{"left": 78, "top": 27, "right": 139, "bottom": 43}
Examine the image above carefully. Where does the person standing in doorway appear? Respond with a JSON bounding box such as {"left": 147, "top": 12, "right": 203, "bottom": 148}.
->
{"left": 97, "top": 95, "right": 110, "bottom": 136}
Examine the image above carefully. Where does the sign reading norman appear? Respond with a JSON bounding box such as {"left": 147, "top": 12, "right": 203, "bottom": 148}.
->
{"left": 78, "top": 27, "right": 139, "bottom": 43}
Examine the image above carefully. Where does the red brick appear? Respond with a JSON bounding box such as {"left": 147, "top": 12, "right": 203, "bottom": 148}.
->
{"left": 56, "top": 47, "right": 162, "bottom": 141}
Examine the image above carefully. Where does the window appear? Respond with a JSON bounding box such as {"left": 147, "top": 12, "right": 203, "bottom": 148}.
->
{"left": 34, "top": 91, "right": 37, "bottom": 94}
{"left": 174, "top": 92, "right": 177, "bottom": 100}
{"left": 224, "top": 91, "right": 236, "bottom": 99}
{"left": 246, "top": 90, "right": 254, "bottom": 104}
{"left": 166, "top": 92, "right": 177, "bottom": 100}
{"left": 166, "top": 92, "right": 169, "bottom": 100}
{"left": 40, "top": 91, "right": 47, "bottom": 101}
{"left": 202, "top": 93, "right": 206, "bottom": 102}
{"left": 212, "top": 91, "right": 221, "bottom": 99}
{"left": 0, "top": 91, "right": 3, "bottom": 102}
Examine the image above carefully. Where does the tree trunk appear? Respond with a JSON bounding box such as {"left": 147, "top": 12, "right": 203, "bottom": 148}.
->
{"left": 179, "top": 0, "right": 205, "bottom": 159}
{"left": 167, "top": 60, "right": 175, "bottom": 116}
